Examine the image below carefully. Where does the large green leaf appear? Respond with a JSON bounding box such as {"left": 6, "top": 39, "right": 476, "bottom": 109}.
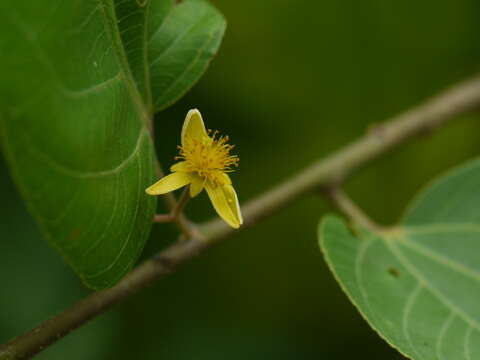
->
{"left": 148, "top": 0, "right": 226, "bottom": 111}
{"left": 320, "top": 159, "right": 480, "bottom": 359}
{"left": 0, "top": 0, "right": 157, "bottom": 290}
{"left": 0, "top": 0, "right": 225, "bottom": 289}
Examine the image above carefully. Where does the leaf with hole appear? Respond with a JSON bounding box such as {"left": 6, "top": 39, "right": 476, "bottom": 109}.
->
{"left": 320, "top": 159, "right": 480, "bottom": 359}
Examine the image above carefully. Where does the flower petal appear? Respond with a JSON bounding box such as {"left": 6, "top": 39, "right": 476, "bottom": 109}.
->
{"left": 214, "top": 171, "right": 232, "bottom": 186}
{"left": 170, "top": 161, "right": 189, "bottom": 172}
{"left": 181, "top": 109, "right": 207, "bottom": 146}
{"left": 145, "top": 172, "right": 192, "bottom": 195}
{"left": 205, "top": 184, "right": 242, "bottom": 228}
{"left": 223, "top": 184, "right": 243, "bottom": 226}
{"left": 189, "top": 176, "right": 204, "bottom": 197}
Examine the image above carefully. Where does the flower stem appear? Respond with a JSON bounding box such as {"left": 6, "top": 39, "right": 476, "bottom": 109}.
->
{"left": 172, "top": 188, "right": 190, "bottom": 219}
{"left": 153, "top": 188, "right": 197, "bottom": 239}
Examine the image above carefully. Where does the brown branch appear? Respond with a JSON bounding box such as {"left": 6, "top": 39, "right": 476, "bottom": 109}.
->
{"left": 2, "top": 75, "right": 480, "bottom": 360}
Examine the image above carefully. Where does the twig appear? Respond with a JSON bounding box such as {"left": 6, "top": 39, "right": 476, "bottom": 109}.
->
{"left": 154, "top": 164, "right": 195, "bottom": 238}
{"left": 153, "top": 188, "right": 190, "bottom": 223}
{"left": 153, "top": 188, "right": 197, "bottom": 239}
{"left": 153, "top": 214, "right": 173, "bottom": 223}
{"left": 324, "top": 186, "right": 381, "bottom": 232}
{"left": 2, "top": 75, "right": 480, "bottom": 360}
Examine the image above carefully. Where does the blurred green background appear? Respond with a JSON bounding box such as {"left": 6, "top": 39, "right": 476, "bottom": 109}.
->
{"left": 1, "top": 0, "right": 480, "bottom": 358}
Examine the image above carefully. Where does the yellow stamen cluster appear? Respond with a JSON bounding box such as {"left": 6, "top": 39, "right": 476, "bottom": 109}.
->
{"left": 176, "top": 130, "right": 239, "bottom": 185}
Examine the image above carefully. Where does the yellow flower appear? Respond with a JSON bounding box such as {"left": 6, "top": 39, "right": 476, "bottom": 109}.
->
{"left": 146, "top": 109, "right": 243, "bottom": 229}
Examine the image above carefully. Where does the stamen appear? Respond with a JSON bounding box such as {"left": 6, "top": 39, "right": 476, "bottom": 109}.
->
{"left": 176, "top": 130, "right": 239, "bottom": 186}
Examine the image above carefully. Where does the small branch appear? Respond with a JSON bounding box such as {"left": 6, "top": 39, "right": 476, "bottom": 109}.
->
{"left": 324, "top": 186, "right": 381, "bottom": 232}
{"left": 153, "top": 189, "right": 196, "bottom": 239}
{"left": 170, "top": 189, "right": 198, "bottom": 240}
{"left": 154, "top": 188, "right": 190, "bottom": 224}
{"left": 153, "top": 163, "right": 196, "bottom": 237}
{"left": 154, "top": 162, "right": 177, "bottom": 211}
{"left": 153, "top": 214, "right": 173, "bottom": 223}
{"left": 2, "top": 75, "right": 480, "bottom": 360}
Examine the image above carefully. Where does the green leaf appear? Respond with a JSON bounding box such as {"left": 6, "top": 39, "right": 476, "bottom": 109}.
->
{"left": 115, "top": 0, "right": 152, "bottom": 106}
{"left": 147, "top": 0, "right": 226, "bottom": 111}
{"left": 0, "top": 0, "right": 158, "bottom": 290}
{"left": 320, "top": 159, "right": 480, "bottom": 359}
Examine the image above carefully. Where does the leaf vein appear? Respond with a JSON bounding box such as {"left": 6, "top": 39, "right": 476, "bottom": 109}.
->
{"left": 153, "top": 24, "right": 216, "bottom": 109}
{"left": 399, "top": 235, "right": 480, "bottom": 283}
{"left": 402, "top": 284, "right": 425, "bottom": 360}
{"left": 30, "top": 129, "right": 147, "bottom": 179}
{"left": 149, "top": 9, "right": 210, "bottom": 67}
{"left": 464, "top": 325, "right": 474, "bottom": 360}
{"left": 386, "top": 240, "right": 480, "bottom": 331}
{"left": 436, "top": 312, "right": 455, "bottom": 360}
